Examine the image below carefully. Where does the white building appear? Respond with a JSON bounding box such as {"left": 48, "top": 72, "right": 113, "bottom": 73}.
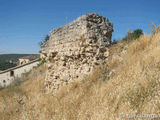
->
{"left": 0, "top": 59, "right": 39, "bottom": 88}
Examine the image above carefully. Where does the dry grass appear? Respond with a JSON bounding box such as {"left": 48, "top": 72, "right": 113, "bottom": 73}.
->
{"left": 0, "top": 31, "right": 160, "bottom": 120}
{"left": 149, "top": 22, "right": 160, "bottom": 34}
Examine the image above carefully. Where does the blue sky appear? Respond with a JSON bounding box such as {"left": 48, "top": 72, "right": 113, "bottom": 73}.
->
{"left": 0, "top": 0, "right": 159, "bottom": 54}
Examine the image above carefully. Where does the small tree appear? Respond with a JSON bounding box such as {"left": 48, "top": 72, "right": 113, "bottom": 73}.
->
{"left": 39, "top": 34, "right": 50, "bottom": 47}
{"left": 44, "top": 34, "right": 49, "bottom": 42}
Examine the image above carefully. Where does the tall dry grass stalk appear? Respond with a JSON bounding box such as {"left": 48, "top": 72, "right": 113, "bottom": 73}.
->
{"left": 149, "top": 22, "right": 160, "bottom": 34}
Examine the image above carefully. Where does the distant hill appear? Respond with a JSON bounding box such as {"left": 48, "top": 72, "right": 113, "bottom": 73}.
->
{"left": 0, "top": 54, "right": 39, "bottom": 62}
{"left": 0, "top": 54, "right": 39, "bottom": 71}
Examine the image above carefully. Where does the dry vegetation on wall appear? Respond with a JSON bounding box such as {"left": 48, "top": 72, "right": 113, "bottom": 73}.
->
{"left": 0, "top": 30, "right": 160, "bottom": 120}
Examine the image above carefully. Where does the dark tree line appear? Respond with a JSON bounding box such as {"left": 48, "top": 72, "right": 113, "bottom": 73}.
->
{"left": 0, "top": 61, "right": 16, "bottom": 71}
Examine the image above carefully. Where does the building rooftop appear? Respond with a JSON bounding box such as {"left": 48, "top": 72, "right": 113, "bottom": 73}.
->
{"left": 19, "top": 55, "right": 40, "bottom": 61}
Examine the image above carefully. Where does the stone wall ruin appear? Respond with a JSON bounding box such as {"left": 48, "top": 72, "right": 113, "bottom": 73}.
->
{"left": 42, "top": 13, "right": 113, "bottom": 92}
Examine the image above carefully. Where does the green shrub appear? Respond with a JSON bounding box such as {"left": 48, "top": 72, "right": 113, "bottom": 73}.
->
{"left": 132, "top": 29, "right": 143, "bottom": 39}
{"left": 122, "top": 29, "right": 143, "bottom": 42}
{"left": 38, "top": 58, "right": 46, "bottom": 66}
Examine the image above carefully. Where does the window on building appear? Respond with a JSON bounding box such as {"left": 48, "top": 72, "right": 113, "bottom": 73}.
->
{"left": 10, "top": 71, "right": 14, "bottom": 77}
{"left": 3, "top": 80, "right": 6, "bottom": 83}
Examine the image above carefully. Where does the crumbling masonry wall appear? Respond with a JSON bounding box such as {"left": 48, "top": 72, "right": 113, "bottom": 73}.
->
{"left": 42, "top": 13, "right": 113, "bottom": 92}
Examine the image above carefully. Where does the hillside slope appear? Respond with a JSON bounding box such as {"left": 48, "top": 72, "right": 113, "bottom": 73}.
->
{"left": 0, "top": 32, "right": 160, "bottom": 120}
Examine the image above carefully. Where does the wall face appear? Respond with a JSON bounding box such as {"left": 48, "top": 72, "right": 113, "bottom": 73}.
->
{"left": 43, "top": 13, "right": 113, "bottom": 92}
{"left": 0, "top": 61, "right": 39, "bottom": 88}
{"left": 0, "top": 72, "right": 14, "bottom": 88}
